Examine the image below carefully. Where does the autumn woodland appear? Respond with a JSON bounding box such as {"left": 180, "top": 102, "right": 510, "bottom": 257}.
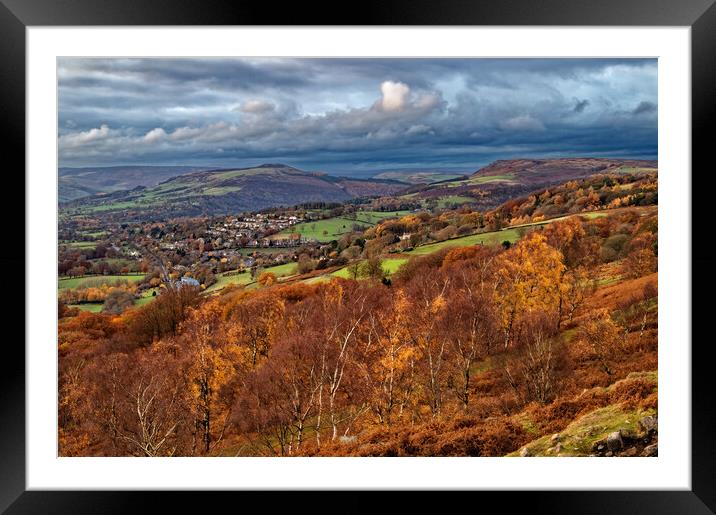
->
{"left": 58, "top": 171, "right": 658, "bottom": 457}
{"left": 57, "top": 58, "right": 658, "bottom": 458}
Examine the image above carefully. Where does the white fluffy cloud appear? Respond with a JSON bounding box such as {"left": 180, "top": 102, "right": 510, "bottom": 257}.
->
{"left": 59, "top": 124, "right": 111, "bottom": 148}
{"left": 378, "top": 81, "right": 411, "bottom": 112}
{"left": 143, "top": 127, "right": 167, "bottom": 143}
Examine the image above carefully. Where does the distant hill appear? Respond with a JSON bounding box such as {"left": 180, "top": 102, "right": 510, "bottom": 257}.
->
{"left": 398, "top": 158, "right": 657, "bottom": 211}
{"left": 470, "top": 157, "right": 657, "bottom": 183}
{"left": 59, "top": 165, "right": 213, "bottom": 202}
{"left": 62, "top": 164, "right": 407, "bottom": 221}
{"left": 373, "top": 170, "right": 468, "bottom": 185}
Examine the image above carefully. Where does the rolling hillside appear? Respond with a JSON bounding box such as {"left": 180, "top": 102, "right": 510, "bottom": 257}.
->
{"left": 62, "top": 164, "right": 406, "bottom": 221}
{"left": 470, "top": 157, "right": 657, "bottom": 183}
{"left": 59, "top": 165, "right": 214, "bottom": 202}
{"left": 373, "top": 170, "right": 468, "bottom": 184}
{"left": 397, "top": 158, "right": 657, "bottom": 211}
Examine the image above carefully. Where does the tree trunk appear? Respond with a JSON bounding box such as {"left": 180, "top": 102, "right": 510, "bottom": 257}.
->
{"left": 462, "top": 366, "right": 471, "bottom": 410}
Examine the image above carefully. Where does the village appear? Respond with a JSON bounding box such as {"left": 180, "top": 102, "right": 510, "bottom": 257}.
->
{"left": 58, "top": 207, "right": 339, "bottom": 287}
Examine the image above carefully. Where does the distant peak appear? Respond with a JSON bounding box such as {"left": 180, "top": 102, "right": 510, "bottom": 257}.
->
{"left": 258, "top": 163, "right": 292, "bottom": 169}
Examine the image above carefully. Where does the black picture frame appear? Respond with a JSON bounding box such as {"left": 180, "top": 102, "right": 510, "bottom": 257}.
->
{"left": 2, "top": 0, "right": 713, "bottom": 512}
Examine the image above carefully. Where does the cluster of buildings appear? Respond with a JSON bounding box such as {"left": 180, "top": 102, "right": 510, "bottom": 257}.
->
{"left": 146, "top": 213, "right": 310, "bottom": 254}
{"left": 206, "top": 213, "right": 304, "bottom": 245}
{"left": 102, "top": 212, "right": 326, "bottom": 282}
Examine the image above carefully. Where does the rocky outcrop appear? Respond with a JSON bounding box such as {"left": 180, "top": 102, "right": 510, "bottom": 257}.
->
{"left": 592, "top": 415, "right": 658, "bottom": 457}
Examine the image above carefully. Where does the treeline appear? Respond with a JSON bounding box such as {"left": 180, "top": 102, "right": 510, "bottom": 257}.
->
{"left": 354, "top": 172, "right": 658, "bottom": 255}
{"left": 59, "top": 244, "right": 133, "bottom": 277}
{"left": 58, "top": 210, "right": 657, "bottom": 457}
{"left": 490, "top": 172, "right": 657, "bottom": 226}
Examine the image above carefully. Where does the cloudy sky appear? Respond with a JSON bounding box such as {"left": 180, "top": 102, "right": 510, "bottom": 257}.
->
{"left": 58, "top": 58, "right": 657, "bottom": 174}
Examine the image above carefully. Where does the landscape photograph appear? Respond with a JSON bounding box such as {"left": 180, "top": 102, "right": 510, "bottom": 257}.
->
{"left": 57, "top": 57, "right": 658, "bottom": 458}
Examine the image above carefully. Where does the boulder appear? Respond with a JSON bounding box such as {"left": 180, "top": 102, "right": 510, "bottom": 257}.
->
{"left": 639, "top": 416, "right": 658, "bottom": 435}
{"left": 621, "top": 446, "right": 638, "bottom": 457}
{"left": 641, "top": 444, "right": 658, "bottom": 457}
{"left": 607, "top": 431, "right": 624, "bottom": 451}
{"left": 519, "top": 447, "right": 531, "bottom": 457}
{"left": 550, "top": 433, "right": 561, "bottom": 443}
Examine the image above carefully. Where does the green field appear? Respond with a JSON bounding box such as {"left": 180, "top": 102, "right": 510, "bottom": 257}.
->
{"left": 275, "top": 211, "right": 409, "bottom": 242}
{"left": 89, "top": 257, "right": 135, "bottom": 267}
{"left": 134, "top": 288, "right": 159, "bottom": 307}
{"left": 614, "top": 166, "right": 658, "bottom": 174}
{"left": 78, "top": 200, "right": 142, "bottom": 213}
{"left": 467, "top": 174, "right": 515, "bottom": 184}
{"left": 265, "top": 262, "right": 298, "bottom": 278}
{"left": 69, "top": 303, "right": 103, "bottom": 313}
{"left": 79, "top": 230, "right": 108, "bottom": 239}
{"left": 509, "top": 211, "right": 609, "bottom": 230}
{"left": 275, "top": 217, "right": 360, "bottom": 241}
{"left": 432, "top": 195, "right": 475, "bottom": 208}
{"left": 63, "top": 241, "right": 98, "bottom": 249}
{"left": 443, "top": 174, "right": 516, "bottom": 188}
{"left": 397, "top": 210, "right": 613, "bottom": 257}
{"left": 382, "top": 257, "right": 408, "bottom": 274}
{"left": 404, "top": 228, "right": 522, "bottom": 256}
{"left": 330, "top": 257, "right": 408, "bottom": 279}
{"left": 303, "top": 275, "right": 332, "bottom": 285}
{"left": 58, "top": 274, "right": 145, "bottom": 290}
{"left": 581, "top": 212, "right": 609, "bottom": 220}
{"left": 205, "top": 262, "right": 297, "bottom": 293}
{"left": 205, "top": 271, "right": 253, "bottom": 292}
{"left": 374, "top": 171, "right": 465, "bottom": 184}
{"left": 204, "top": 186, "right": 242, "bottom": 196}
{"left": 352, "top": 211, "right": 411, "bottom": 222}
{"left": 68, "top": 287, "right": 156, "bottom": 312}
{"left": 139, "top": 181, "right": 191, "bottom": 199}
{"left": 214, "top": 169, "right": 269, "bottom": 179}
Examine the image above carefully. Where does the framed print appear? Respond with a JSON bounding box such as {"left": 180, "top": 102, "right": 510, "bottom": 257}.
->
{"left": 3, "top": 0, "right": 715, "bottom": 512}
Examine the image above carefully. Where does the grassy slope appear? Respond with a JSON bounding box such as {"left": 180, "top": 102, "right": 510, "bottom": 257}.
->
{"left": 205, "top": 261, "right": 297, "bottom": 293}
{"left": 373, "top": 171, "right": 465, "bottom": 184}
{"left": 443, "top": 173, "right": 516, "bottom": 188}
{"left": 433, "top": 195, "right": 475, "bottom": 208}
{"left": 306, "top": 257, "right": 408, "bottom": 283}
{"left": 68, "top": 303, "right": 103, "bottom": 313}
{"left": 508, "top": 371, "right": 657, "bottom": 457}
{"left": 265, "top": 262, "right": 298, "bottom": 277}
{"left": 404, "top": 228, "right": 522, "bottom": 256}
{"left": 402, "top": 208, "right": 633, "bottom": 257}
{"left": 205, "top": 271, "right": 253, "bottom": 293}
{"left": 63, "top": 241, "right": 99, "bottom": 249}
{"left": 275, "top": 217, "right": 365, "bottom": 241}
{"left": 274, "top": 211, "right": 409, "bottom": 242}
{"left": 134, "top": 288, "right": 159, "bottom": 307}
{"left": 58, "top": 274, "right": 145, "bottom": 290}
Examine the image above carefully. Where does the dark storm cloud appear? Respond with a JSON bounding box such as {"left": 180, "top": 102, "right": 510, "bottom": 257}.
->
{"left": 573, "top": 99, "right": 590, "bottom": 113}
{"left": 632, "top": 101, "right": 657, "bottom": 116}
{"left": 58, "top": 58, "right": 657, "bottom": 171}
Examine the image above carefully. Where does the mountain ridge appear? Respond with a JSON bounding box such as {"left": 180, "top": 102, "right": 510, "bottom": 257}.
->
{"left": 59, "top": 165, "right": 217, "bottom": 203}
{"left": 62, "top": 164, "right": 407, "bottom": 221}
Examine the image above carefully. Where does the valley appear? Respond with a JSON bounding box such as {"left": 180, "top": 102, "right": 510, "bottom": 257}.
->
{"left": 58, "top": 158, "right": 659, "bottom": 458}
